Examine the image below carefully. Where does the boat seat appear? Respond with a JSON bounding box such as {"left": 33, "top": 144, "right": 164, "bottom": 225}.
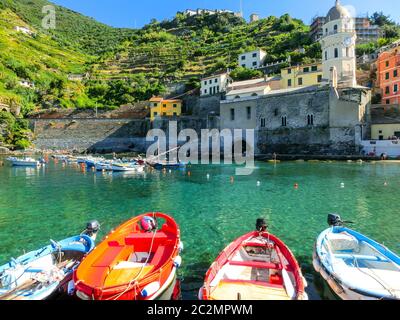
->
{"left": 124, "top": 232, "right": 168, "bottom": 245}
{"left": 229, "top": 260, "right": 282, "bottom": 270}
{"left": 335, "top": 254, "right": 390, "bottom": 263}
{"left": 92, "top": 245, "right": 132, "bottom": 269}
{"left": 150, "top": 246, "right": 166, "bottom": 267}
{"left": 328, "top": 233, "right": 359, "bottom": 252}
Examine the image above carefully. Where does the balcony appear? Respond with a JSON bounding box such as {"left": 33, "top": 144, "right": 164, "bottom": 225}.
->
{"left": 322, "top": 29, "right": 356, "bottom": 38}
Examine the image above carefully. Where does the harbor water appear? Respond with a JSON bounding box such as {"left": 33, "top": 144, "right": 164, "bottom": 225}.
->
{"left": 0, "top": 157, "right": 399, "bottom": 299}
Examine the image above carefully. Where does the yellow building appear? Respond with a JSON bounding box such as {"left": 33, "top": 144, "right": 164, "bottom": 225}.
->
{"left": 149, "top": 97, "right": 182, "bottom": 121}
{"left": 371, "top": 124, "right": 400, "bottom": 140}
{"left": 281, "top": 63, "right": 323, "bottom": 89}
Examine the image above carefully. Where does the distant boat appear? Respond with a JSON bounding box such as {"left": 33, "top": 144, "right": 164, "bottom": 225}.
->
{"left": 6, "top": 157, "right": 40, "bottom": 167}
{"left": 85, "top": 157, "right": 105, "bottom": 168}
{"left": 149, "top": 161, "right": 186, "bottom": 170}
{"left": 111, "top": 162, "right": 144, "bottom": 173}
{"left": 95, "top": 161, "right": 113, "bottom": 171}
{"left": 313, "top": 214, "right": 400, "bottom": 300}
{"left": 74, "top": 213, "right": 183, "bottom": 300}
{"left": 0, "top": 221, "right": 100, "bottom": 300}
{"left": 199, "top": 219, "right": 308, "bottom": 300}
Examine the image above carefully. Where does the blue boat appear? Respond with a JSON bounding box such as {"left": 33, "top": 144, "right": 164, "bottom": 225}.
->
{"left": 313, "top": 214, "right": 400, "bottom": 300}
{"left": 151, "top": 161, "right": 186, "bottom": 170}
{"left": 0, "top": 221, "right": 99, "bottom": 300}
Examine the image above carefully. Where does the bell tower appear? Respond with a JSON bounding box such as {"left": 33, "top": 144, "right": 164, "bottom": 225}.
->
{"left": 320, "top": 0, "right": 357, "bottom": 87}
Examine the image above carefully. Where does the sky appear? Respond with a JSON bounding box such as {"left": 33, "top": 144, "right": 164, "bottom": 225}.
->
{"left": 50, "top": 0, "right": 400, "bottom": 28}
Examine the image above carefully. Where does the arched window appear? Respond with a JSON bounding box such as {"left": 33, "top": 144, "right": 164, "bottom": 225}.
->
{"left": 334, "top": 48, "right": 339, "bottom": 58}
{"left": 281, "top": 116, "right": 287, "bottom": 127}
{"left": 307, "top": 114, "right": 314, "bottom": 126}
{"left": 334, "top": 25, "right": 338, "bottom": 33}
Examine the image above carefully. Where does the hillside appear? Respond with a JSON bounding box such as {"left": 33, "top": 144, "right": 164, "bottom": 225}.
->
{"left": 92, "top": 13, "right": 321, "bottom": 85}
{"left": 0, "top": 0, "right": 136, "bottom": 55}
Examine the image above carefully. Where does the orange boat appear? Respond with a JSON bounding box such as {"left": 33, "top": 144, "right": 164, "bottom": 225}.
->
{"left": 199, "top": 219, "right": 308, "bottom": 300}
{"left": 73, "top": 212, "right": 182, "bottom": 300}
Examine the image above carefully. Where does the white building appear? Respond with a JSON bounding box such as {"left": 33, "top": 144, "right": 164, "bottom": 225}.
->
{"left": 184, "top": 9, "right": 234, "bottom": 17}
{"left": 250, "top": 14, "right": 260, "bottom": 22}
{"left": 200, "top": 73, "right": 231, "bottom": 96}
{"left": 320, "top": 0, "right": 357, "bottom": 87}
{"left": 226, "top": 78, "right": 271, "bottom": 100}
{"left": 238, "top": 49, "right": 267, "bottom": 69}
{"left": 14, "top": 26, "right": 33, "bottom": 35}
{"left": 18, "top": 80, "right": 35, "bottom": 89}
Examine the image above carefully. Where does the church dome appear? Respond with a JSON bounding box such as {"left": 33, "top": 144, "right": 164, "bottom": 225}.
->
{"left": 326, "top": 0, "right": 351, "bottom": 22}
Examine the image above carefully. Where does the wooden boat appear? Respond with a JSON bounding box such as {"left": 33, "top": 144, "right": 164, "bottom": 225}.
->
{"left": 111, "top": 162, "right": 144, "bottom": 173}
{"left": 149, "top": 160, "right": 186, "bottom": 170}
{"left": 313, "top": 214, "right": 400, "bottom": 300}
{"left": 74, "top": 212, "right": 183, "bottom": 300}
{"left": 6, "top": 157, "right": 40, "bottom": 167}
{"left": 200, "top": 219, "right": 307, "bottom": 300}
{"left": 0, "top": 221, "right": 99, "bottom": 300}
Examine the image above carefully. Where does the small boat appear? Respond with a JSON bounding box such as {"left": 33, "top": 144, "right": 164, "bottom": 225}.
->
{"left": 95, "top": 161, "right": 113, "bottom": 171}
{"left": 199, "top": 219, "right": 308, "bottom": 300}
{"left": 74, "top": 212, "right": 183, "bottom": 300}
{"left": 85, "top": 157, "right": 105, "bottom": 168}
{"left": 111, "top": 162, "right": 144, "bottom": 173}
{"left": 0, "top": 221, "right": 100, "bottom": 300}
{"left": 149, "top": 160, "right": 186, "bottom": 170}
{"left": 313, "top": 214, "right": 400, "bottom": 300}
{"left": 6, "top": 157, "right": 40, "bottom": 167}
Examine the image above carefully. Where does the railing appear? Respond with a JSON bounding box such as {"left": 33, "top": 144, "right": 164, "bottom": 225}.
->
{"left": 322, "top": 29, "right": 355, "bottom": 37}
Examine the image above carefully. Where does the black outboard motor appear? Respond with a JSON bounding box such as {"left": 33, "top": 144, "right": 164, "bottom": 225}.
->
{"left": 328, "top": 214, "right": 343, "bottom": 227}
{"left": 256, "top": 218, "right": 268, "bottom": 232}
{"left": 83, "top": 220, "right": 100, "bottom": 240}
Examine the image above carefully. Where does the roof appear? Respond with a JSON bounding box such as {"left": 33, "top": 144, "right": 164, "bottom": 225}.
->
{"left": 201, "top": 72, "right": 229, "bottom": 81}
{"left": 149, "top": 97, "right": 182, "bottom": 103}
{"left": 326, "top": 0, "right": 351, "bottom": 22}
{"left": 226, "top": 85, "right": 270, "bottom": 96}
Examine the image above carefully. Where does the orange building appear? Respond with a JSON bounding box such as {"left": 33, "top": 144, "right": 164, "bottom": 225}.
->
{"left": 377, "top": 44, "right": 400, "bottom": 105}
{"left": 149, "top": 97, "right": 182, "bottom": 121}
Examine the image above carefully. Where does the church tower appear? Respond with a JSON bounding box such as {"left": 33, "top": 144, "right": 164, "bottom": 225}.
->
{"left": 320, "top": 0, "right": 357, "bottom": 87}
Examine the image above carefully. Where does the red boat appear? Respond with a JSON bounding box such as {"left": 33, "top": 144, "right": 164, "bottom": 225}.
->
{"left": 199, "top": 219, "right": 308, "bottom": 300}
{"left": 73, "top": 212, "right": 182, "bottom": 300}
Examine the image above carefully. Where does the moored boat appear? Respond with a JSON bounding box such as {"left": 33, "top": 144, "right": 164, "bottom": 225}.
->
{"left": 74, "top": 212, "right": 182, "bottom": 300}
{"left": 111, "top": 162, "right": 144, "bottom": 173}
{"left": 0, "top": 221, "right": 99, "bottom": 300}
{"left": 199, "top": 219, "right": 308, "bottom": 300}
{"left": 149, "top": 160, "right": 186, "bottom": 170}
{"left": 313, "top": 214, "right": 400, "bottom": 300}
{"left": 6, "top": 157, "right": 40, "bottom": 167}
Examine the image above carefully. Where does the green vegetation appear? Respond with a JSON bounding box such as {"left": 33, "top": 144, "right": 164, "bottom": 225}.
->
{"left": 230, "top": 67, "right": 263, "bottom": 81}
{"left": 0, "top": 110, "right": 31, "bottom": 149}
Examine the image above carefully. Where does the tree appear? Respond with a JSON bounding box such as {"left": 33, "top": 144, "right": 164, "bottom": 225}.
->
{"left": 230, "top": 67, "right": 263, "bottom": 81}
{"left": 370, "top": 12, "right": 395, "bottom": 27}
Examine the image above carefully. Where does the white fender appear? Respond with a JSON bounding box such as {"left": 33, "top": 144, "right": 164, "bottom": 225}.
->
{"left": 141, "top": 282, "right": 161, "bottom": 298}
{"left": 178, "top": 241, "right": 184, "bottom": 252}
{"left": 173, "top": 256, "right": 182, "bottom": 268}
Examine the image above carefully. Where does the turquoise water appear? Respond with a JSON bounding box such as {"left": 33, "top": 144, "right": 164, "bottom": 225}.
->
{"left": 0, "top": 157, "right": 399, "bottom": 299}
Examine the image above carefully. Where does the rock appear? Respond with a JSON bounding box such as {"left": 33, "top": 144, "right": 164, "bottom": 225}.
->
{"left": 0, "top": 146, "right": 10, "bottom": 154}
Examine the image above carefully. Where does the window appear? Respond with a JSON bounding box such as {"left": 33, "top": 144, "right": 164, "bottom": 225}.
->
{"left": 281, "top": 116, "right": 287, "bottom": 127}
{"left": 318, "top": 75, "right": 322, "bottom": 82}
{"left": 274, "top": 109, "right": 279, "bottom": 116}
{"left": 386, "top": 99, "right": 390, "bottom": 104}
{"left": 307, "top": 114, "right": 314, "bottom": 126}
{"left": 386, "top": 72, "right": 390, "bottom": 80}
{"left": 325, "top": 51, "right": 328, "bottom": 60}
{"left": 242, "top": 64, "right": 246, "bottom": 68}
{"left": 385, "top": 86, "right": 390, "bottom": 94}
{"left": 247, "top": 106, "right": 251, "bottom": 120}
{"left": 311, "top": 65, "right": 318, "bottom": 72}
{"left": 394, "top": 84, "right": 398, "bottom": 92}
{"left": 303, "top": 67, "right": 310, "bottom": 73}
{"left": 153, "top": 103, "right": 158, "bottom": 107}
{"left": 153, "top": 112, "right": 158, "bottom": 116}
{"left": 260, "top": 118, "right": 266, "bottom": 128}
{"left": 209, "top": 80, "right": 212, "bottom": 84}
{"left": 173, "top": 104, "right": 177, "bottom": 108}
{"left": 334, "top": 48, "right": 339, "bottom": 58}
{"left": 241, "top": 56, "right": 246, "bottom": 60}
{"left": 215, "top": 78, "right": 218, "bottom": 83}
{"left": 163, "top": 112, "right": 167, "bottom": 116}
{"left": 386, "top": 61, "right": 389, "bottom": 67}
{"left": 288, "top": 68, "right": 292, "bottom": 74}
{"left": 334, "top": 25, "right": 338, "bottom": 33}
{"left": 217, "top": 86, "right": 220, "bottom": 92}
{"left": 394, "top": 70, "right": 398, "bottom": 77}
{"left": 298, "top": 77, "right": 303, "bottom": 86}
{"left": 252, "top": 53, "right": 257, "bottom": 58}
{"left": 325, "top": 28, "right": 328, "bottom": 34}
{"left": 163, "top": 104, "right": 167, "bottom": 108}
{"left": 252, "top": 61, "right": 257, "bottom": 66}
{"left": 230, "top": 108, "right": 235, "bottom": 121}
{"left": 204, "top": 89, "right": 207, "bottom": 94}
{"left": 288, "top": 79, "right": 292, "bottom": 87}
{"left": 173, "top": 112, "right": 177, "bottom": 116}
{"left": 204, "top": 81, "right": 207, "bottom": 85}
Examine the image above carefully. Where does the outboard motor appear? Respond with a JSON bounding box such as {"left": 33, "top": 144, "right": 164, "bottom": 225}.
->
{"left": 140, "top": 216, "right": 157, "bottom": 232}
{"left": 83, "top": 220, "right": 100, "bottom": 240}
{"left": 256, "top": 218, "right": 268, "bottom": 232}
{"left": 327, "top": 214, "right": 343, "bottom": 227}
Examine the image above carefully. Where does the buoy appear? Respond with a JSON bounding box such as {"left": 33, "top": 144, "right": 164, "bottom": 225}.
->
{"left": 169, "top": 169, "right": 172, "bottom": 173}
{"left": 384, "top": 181, "right": 388, "bottom": 186}
{"left": 230, "top": 176, "right": 234, "bottom": 184}
{"left": 257, "top": 181, "right": 261, "bottom": 187}
{"left": 341, "top": 183, "right": 345, "bottom": 188}
{"left": 141, "top": 282, "right": 161, "bottom": 298}
{"left": 206, "top": 174, "right": 210, "bottom": 180}
{"left": 294, "top": 183, "right": 299, "bottom": 189}
{"left": 173, "top": 256, "right": 182, "bottom": 268}
{"left": 188, "top": 171, "right": 191, "bottom": 177}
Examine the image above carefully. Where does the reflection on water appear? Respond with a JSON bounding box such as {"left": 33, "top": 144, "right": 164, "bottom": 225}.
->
{"left": 1, "top": 157, "right": 400, "bottom": 300}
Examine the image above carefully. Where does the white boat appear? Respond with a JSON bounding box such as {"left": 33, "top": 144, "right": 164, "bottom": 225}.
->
{"left": 95, "top": 161, "right": 113, "bottom": 171}
{"left": 111, "top": 163, "right": 144, "bottom": 172}
{"left": 7, "top": 157, "right": 40, "bottom": 167}
{"left": 313, "top": 214, "right": 400, "bottom": 300}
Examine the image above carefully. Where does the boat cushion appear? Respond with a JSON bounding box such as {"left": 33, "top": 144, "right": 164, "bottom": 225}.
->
{"left": 328, "top": 232, "right": 359, "bottom": 252}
